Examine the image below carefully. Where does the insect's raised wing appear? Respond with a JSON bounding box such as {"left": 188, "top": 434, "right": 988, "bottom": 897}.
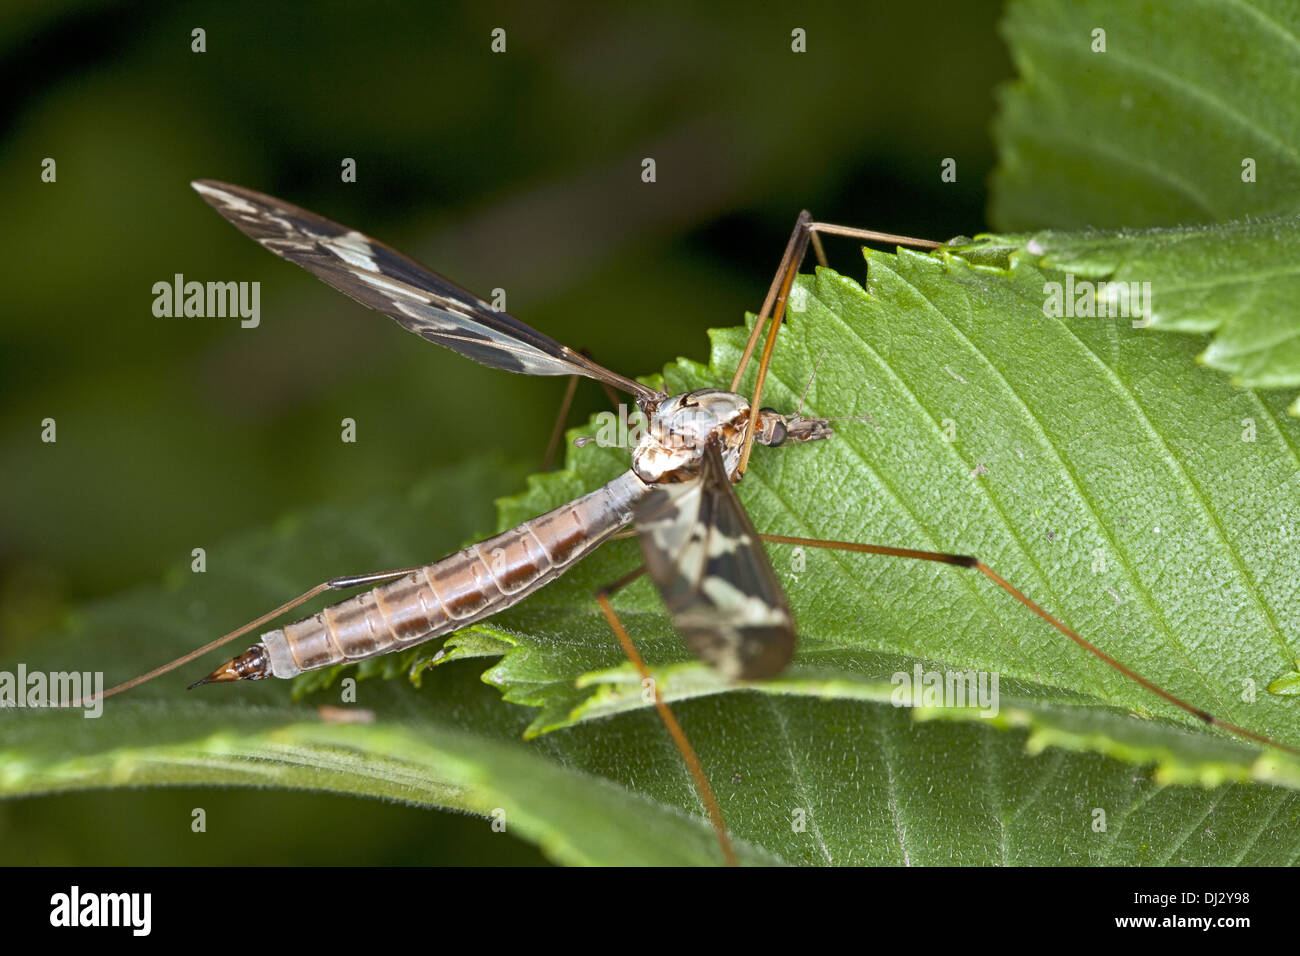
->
{"left": 634, "top": 439, "right": 796, "bottom": 679}
{"left": 192, "top": 180, "right": 661, "bottom": 403}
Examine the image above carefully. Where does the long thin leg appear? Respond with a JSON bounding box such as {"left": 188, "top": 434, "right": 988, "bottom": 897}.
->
{"left": 730, "top": 212, "right": 814, "bottom": 396}
{"left": 732, "top": 215, "right": 943, "bottom": 477}
{"left": 542, "top": 350, "right": 624, "bottom": 471}
{"left": 594, "top": 567, "right": 738, "bottom": 866}
{"left": 542, "top": 373, "right": 581, "bottom": 472}
{"left": 75, "top": 564, "right": 427, "bottom": 707}
{"left": 758, "top": 533, "right": 1300, "bottom": 760}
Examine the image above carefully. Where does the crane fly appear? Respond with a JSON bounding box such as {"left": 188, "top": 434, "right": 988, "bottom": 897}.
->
{"left": 87, "top": 181, "right": 1300, "bottom": 867}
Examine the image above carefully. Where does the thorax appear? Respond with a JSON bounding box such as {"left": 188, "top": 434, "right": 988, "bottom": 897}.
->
{"left": 631, "top": 388, "right": 750, "bottom": 483}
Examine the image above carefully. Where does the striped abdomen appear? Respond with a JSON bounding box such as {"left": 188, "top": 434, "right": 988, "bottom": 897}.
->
{"left": 259, "top": 470, "right": 652, "bottom": 678}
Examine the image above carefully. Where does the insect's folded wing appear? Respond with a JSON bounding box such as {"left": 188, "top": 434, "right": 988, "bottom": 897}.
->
{"left": 634, "top": 442, "right": 796, "bottom": 679}
{"left": 191, "top": 180, "right": 659, "bottom": 400}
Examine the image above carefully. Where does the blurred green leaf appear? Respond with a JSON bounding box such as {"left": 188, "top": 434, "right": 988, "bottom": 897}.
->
{"left": 993, "top": 0, "right": 1300, "bottom": 230}
{"left": 1, "top": 700, "right": 756, "bottom": 867}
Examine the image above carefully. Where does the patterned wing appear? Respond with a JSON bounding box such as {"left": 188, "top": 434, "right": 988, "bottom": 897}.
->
{"left": 634, "top": 440, "right": 796, "bottom": 679}
{"left": 192, "top": 180, "right": 660, "bottom": 401}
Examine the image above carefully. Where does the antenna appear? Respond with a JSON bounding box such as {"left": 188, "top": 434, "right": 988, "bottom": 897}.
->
{"left": 796, "top": 347, "right": 828, "bottom": 416}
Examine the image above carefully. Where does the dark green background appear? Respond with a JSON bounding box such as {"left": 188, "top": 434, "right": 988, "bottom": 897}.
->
{"left": 0, "top": 0, "right": 1009, "bottom": 864}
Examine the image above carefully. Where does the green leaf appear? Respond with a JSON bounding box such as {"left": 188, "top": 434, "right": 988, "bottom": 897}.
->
{"left": 6, "top": 252, "right": 1300, "bottom": 865}
{"left": 988, "top": 3, "right": 1300, "bottom": 420}
{"left": 993, "top": 0, "right": 1300, "bottom": 231}
{"left": 949, "top": 216, "right": 1300, "bottom": 412}
{"left": 0, "top": 688, "right": 760, "bottom": 867}
{"left": 461, "top": 252, "right": 1300, "bottom": 790}
{"left": 1268, "top": 661, "right": 1300, "bottom": 697}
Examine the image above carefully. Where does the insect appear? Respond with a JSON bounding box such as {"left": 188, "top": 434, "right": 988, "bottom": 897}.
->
{"left": 91, "top": 182, "right": 1299, "bottom": 867}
